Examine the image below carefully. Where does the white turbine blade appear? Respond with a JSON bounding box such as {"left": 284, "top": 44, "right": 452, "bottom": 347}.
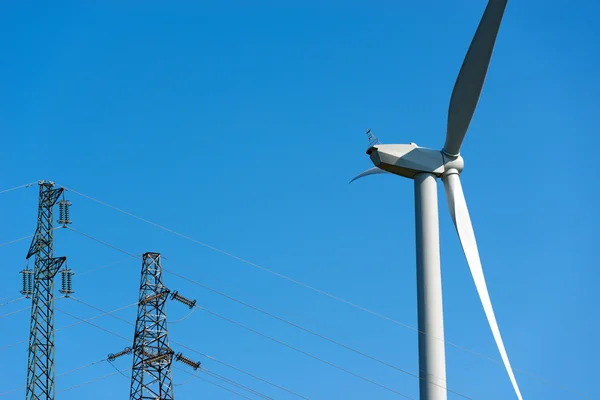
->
{"left": 349, "top": 167, "right": 389, "bottom": 184}
{"left": 444, "top": 0, "right": 508, "bottom": 156}
{"left": 443, "top": 172, "right": 523, "bottom": 400}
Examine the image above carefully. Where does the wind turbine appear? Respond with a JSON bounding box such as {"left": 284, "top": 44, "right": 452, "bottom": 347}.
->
{"left": 351, "top": 1, "right": 523, "bottom": 399}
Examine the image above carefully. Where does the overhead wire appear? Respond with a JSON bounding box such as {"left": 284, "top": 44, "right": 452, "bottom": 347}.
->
{"left": 64, "top": 226, "right": 141, "bottom": 260}
{"left": 64, "top": 227, "right": 456, "bottom": 398}
{"left": 0, "top": 305, "right": 31, "bottom": 320}
{"left": 0, "top": 294, "right": 18, "bottom": 303}
{"left": 57, "top": 185, "right": 516, "bottom": 360}
{"left": 0, "top": 295, "right": 65, "bottom": 321}
{"left": 57, "top": 369, "right": 126, "bottom": 394}
{"left": 107, "top": 359, "right": 130, "bottom": 379}
{"left": 0, "top": 227, "right": 63, "bottom": 249}
{"left": 0, "top": 181, "right": 37, "bottom": 196}
{"left": 0, "top": 358, "right": 108, "bottom": 396}
{"left": 164, "top": 267, "right": 472, "bottom": 398}
{"left": 173, "top": 366, "right": 255, "bottom": 400}
{"left": 70, "top": 296, "right": 310, "bottom": 400}
{"left": 78, "top": 258, "right": 132, "bottom": 277}
{"left": 62, "top": 231, "right": 418, "bottom": 398}
{"left": 0, "top": 234, "right": 35, "bottom": 248}
{"left": 56, "top": 300, "right": 277, "bottom": 400}
{"left": 193, "top": 302, "right": 416, "bottom": 399}
{"left": 55, "top": 307, "right": 131, "bottom": 341}
{"left": 0, "top": 302, "right": 139, "bottom": 354}
{"left": 196, "top": 368, "right": 273, "bottom": 400}
{"left": 0, "top": 296, "right": 26, "bottom": 307}
{"left": 58, "top": 195, "right": 593, "bottom": 400}
{"left": 174, "top": 376, "right": 195, "bottom": 387}
{"left": 172, "top": 340, "right": 311, "bottom": 400}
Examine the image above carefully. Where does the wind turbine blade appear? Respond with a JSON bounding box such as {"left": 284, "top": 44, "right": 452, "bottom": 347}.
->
{"left": 443, "top": 172, "right": 523, "bottom": 400}
{"left": 349, "top": 167, "right": 389, "bottom": 184}
{"left": 443, "top": 0, "right": 508, "bottom": 156}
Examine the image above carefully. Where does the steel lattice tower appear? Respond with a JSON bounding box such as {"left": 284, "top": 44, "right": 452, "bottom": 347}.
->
{"left": 130, "top": 252, "right": 175, "bottom": 400}
{"left": 24, "top": 181, "right": 67, "bottom": 400}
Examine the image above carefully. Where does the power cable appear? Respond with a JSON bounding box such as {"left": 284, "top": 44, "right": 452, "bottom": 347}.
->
{"left": 64, "top": 228, "right": 449, "bottom": 398}
{"left": 61, "top": 217, "right": 592, "bottom": 400}
{"left": 0, "top": 295, "right": 65, "bottom": 320}
{"left": 169, "top": 307, "right": 197, "bottom": 324}
{"left": 174, "top": 377, "right": 195, "bottom": 387}
{"left": 107, "top": 359, "right": 130, "bottom": 379}
{"left": 164, "top": 267, "right": 470, "bottom": 397}
{"left": 58, "top": 300, "right": 277, "bottom": 400}
{"left": 65, "top": 226, "right": 141, "bottom": 260}
{"left": 194, "top": 302, "right": 415, "bottom": 399}
{"left": 0, "top": 227, "right": 63, "bottom": 249}
{"left": 0, "top": 296, "right": 26, "bottom": 308}
{"left": 0, "top": 305, "right": 30, "bottom": 320}
{"left": 172, "top": 340, "right": 310, "bottom": 400}
{"left": 78, "top": 258, "right": 131, "bottom": 277}
{"left": 0, "top": 302, "right": 138, "bottom": 354}
{"left": 173, "top": 366, "right": 255, "bottom": 400}
{"left": 0, "top": 358, "right": 108, "bottom": 396}
{"left": 57, "top": 186, "right": 519, "bottom": 364}
{"left": 0, "top": 234, "right": 34, "bottom": 248}
{"left": 70, "top": 296, "right": 310, "bottom": 400}
{"left": 198, "top": 368, "right": 273, "bottom": 400}
{"left": 56, "top": 369, "right": 126, "bottom": 394}
{"left": 0, "top": 294, "right": 18, "bottom": 303}
{"left": 0, "top": 181, "right": 37, "bottom": 196}
{"left": 55, "top": 307, "right": 131, "bottom": 341}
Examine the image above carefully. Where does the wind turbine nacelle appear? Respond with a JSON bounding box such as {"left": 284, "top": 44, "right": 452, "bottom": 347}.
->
{"left": 367, "top": 143, "right": 463, "bottom": 179}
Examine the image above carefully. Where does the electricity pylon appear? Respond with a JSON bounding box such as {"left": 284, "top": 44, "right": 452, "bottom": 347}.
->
{"left": 23, "top": 180, "right": 71, "bottom": 400}
{"left": 124, "top": 252, "right": 199, "bottom": 400}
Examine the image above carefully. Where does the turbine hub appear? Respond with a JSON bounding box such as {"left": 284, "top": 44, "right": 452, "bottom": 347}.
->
{"left": 367, "top": 143, "right": 464, "bottom": 179}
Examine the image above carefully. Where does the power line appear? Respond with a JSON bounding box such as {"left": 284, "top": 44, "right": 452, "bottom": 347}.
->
{"left": 56, "top": 369, "right": 126, "bottom": 394}
{"left": 173, "top": 366, "right": 255, "bottom": 400}
{"left": 61, "top": 228, "right": 415, "bottom": 398}
{"left": 0, "top": 302, "right": 139, "bottom": 354}
{"left": 200, "top": 368, "right": 273, "bottom": 400}
{"left": 57, "top": 301, "right": 277, "bottom": 400}
{"left": 0, "top": 358, "right": 108, "bottom": 397}
{"left": 172, "top": 341, "right": 310, "bottom": 400}
{"left": 168, "top": 307, "right": 197, "bottom": 324}
{"left": 0, "top": 234, "right": 35, "bottom": 248}
{"left": 62, "top": 226, "right": 425, "bottom": 394}
{"left": 0, "top": 181, "right": 37, "bottom": 196}
{"left": 65, "top": 226, "right": 141, "bottom": 260}
{"left": 0, "top": 227, "right": 63, "bottom": 250}
{"left": 70, "top": 296, "right": 311, "bottom": 400}
{"left": 78, "top": 258, "right": 131, "bottom": 277}
{"left": 56, "top": 186, "right": 512, "bottom": 362}
{"left": 194, "top": 302, "right": 415, "bottom": 399}
{"left": 0, "top": 295, "right": 66, "bottom": 320}
{"left": 0, "top": 305, "right": 31, "bottom": 320}
{"left": 164, "top": 268, "right": 470, "bottom": 397}
{"left": 62, "top": 227, "right": 471, "bottom": 399}
{"left": 60, "top": 210, "right": 592, "bottom": 400}
{"left": 55, "top": 307, "right": 131, "bottom": 341}
{"left": 0, "top": 296, "right": 26, "bottom": 307}
{"left": 0, "top": 294, "right": 19, "bottom": 303}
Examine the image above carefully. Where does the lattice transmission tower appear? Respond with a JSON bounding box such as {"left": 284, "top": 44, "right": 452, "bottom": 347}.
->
{"left": 21, "top": 180, "right": 73, "bottom": 400}
{"left": 117, "top": 251, "right": 199, "bottom": 400}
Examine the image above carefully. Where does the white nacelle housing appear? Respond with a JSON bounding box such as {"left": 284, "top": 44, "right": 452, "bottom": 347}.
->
{"left": 367, "top": 143, "right": 464, "bottom": 179}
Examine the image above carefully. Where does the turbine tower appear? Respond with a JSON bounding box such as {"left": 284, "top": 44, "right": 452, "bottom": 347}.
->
{"left": 352, "top": 1, "right": 523, "bottom": 399}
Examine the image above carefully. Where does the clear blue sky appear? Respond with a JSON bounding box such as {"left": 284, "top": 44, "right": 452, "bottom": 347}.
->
{"left": 1, "top": 1, "right": 598, "bottom": 399}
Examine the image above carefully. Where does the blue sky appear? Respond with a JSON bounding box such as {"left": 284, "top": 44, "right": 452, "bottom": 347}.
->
{"left": 1, "top": 1, "right": 599, "bottom": 399}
